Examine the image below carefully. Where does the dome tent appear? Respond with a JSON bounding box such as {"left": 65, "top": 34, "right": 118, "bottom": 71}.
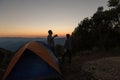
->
{"left": 2, "top": 41, "right": 62, "bottom": 80}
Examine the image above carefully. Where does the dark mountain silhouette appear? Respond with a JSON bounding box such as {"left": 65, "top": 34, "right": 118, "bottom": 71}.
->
{"left": 0, "top": 48, "right": 12, "bottom": 60}
{"left": 0, "top": 48, "right": 12, "bottom": 79}
{"left": 0, "top": 37, "right": 65, "bottom": 52}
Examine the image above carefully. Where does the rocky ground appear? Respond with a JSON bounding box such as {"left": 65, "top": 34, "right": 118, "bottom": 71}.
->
{"left": 60, "top": 52, "right": 120, "bottom": 80}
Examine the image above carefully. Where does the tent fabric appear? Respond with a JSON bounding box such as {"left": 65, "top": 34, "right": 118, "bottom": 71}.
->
{"left": 2, "top": 41, "right": 62, "bottom": 80}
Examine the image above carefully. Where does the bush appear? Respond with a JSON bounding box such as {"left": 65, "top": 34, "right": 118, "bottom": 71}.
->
{"left": 55, "top": 44, "right": 64, "bottom": 57}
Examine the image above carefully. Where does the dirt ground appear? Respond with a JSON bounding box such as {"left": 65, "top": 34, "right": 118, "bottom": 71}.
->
{"left": 60, "top": 52, "right": 120, "bottom": 80}
{"left": 1, "top": 51, "right": 120, "bottom": 80}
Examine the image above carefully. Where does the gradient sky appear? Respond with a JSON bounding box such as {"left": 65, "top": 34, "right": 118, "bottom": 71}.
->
{"left": 0, "top": 0, "right": 108, "bottom": 37}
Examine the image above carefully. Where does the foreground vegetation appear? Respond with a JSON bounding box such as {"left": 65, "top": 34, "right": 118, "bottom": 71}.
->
{"left": 0, "top": 48, "right": 13, "bottom": 79}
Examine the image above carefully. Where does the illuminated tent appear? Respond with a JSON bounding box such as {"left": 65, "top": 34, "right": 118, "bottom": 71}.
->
{"left": 2, "top": 41, "right": 62, "bottom": 80}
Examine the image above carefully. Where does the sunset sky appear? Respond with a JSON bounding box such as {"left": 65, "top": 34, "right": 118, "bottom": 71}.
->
{"left": 0, "top": 0, "right": 108, "bottom": 37}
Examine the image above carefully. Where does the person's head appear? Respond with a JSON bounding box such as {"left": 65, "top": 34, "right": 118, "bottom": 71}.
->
{"left": 48, "top": 30, "right": 53, "bottom": 35}
{"left": 66, "top": 34, "right": 70, "bottom": 38}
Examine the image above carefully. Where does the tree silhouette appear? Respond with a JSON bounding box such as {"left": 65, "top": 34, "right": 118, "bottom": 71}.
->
{"left": 108, "top": 0, "right": 119, "bottom": 7}
{"left": 71, "top": 0, "right": 120, "bottom": 52}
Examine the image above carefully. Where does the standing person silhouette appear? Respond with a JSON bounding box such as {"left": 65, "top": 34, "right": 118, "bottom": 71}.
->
{"left": 62, "top": 34, "right": 72, "bottom": 63}
{"left": 47, "top": 30, "right": 58, "bottom": 54}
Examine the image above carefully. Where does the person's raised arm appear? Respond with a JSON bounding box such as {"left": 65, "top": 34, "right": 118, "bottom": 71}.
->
{"left": 53, "top": 34, "right": 58, "bottom": 39}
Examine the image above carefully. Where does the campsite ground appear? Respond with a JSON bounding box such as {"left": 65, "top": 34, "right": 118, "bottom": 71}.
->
{"left": 60, "top": 51, "right": 120, "bottom": 80}
{"left": 1, "top": 50, "right": 120, "bottom": 80}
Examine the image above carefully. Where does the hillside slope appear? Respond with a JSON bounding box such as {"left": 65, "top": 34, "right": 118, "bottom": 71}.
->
{"left": 0, "top": 48, "right": 12, "bottom": 79}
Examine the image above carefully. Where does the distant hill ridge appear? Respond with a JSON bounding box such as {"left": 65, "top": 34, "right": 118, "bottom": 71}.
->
{"left": 0, "top": 37, "right": 65, "bottom": 52}
{"left": 0, "top": 48, "right": 12, "bottom": 59}
{"left": 0, "top": 48, "right": 12, "bottom": 55}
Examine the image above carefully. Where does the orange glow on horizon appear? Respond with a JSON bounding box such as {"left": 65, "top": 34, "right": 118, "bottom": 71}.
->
{"left": 0, "top": 32, "right": 68, "bottom": 38}
{"left": 0, "top": 25, "right": 73, "bottom": 38}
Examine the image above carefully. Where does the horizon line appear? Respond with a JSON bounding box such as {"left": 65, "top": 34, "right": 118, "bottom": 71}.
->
{"left": 0, "top": 36, "right": 65, "bottom": 38}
